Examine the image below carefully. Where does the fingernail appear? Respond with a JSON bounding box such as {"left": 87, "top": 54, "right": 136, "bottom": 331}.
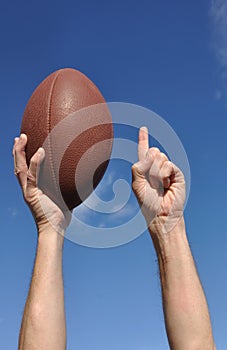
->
{"left": 141, "top": 126, "right": 148, "bottom": 132}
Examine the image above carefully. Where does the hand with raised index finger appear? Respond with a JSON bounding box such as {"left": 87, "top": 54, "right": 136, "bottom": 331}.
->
{"left": 131, "top": 127, "right": 185, "bottom": 234}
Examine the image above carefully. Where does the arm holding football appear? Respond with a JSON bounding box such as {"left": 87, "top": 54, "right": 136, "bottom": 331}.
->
{"left": 13, "top": 134, "right": 68, "bottom": 350}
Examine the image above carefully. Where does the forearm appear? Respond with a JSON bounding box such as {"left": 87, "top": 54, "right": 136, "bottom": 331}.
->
{"left": 150, "top": 217, "right": 215, "bottom": 350}
{"left": 19, "top": 227, "right": 66, "bottom": 350}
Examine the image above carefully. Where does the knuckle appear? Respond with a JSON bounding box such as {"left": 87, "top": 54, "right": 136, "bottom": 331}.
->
{"left": 14, "top": 164, "right": 27, "bottom": 176}
{"left": 131, "top": 164, "right": 137, "bottom": 178}
{"left": 131, "top": 180, "right": 137, "bottom": 192}
{"left": 148, "top": 147, "right": 159, "bottom": 158}
{"left": 151, "top": 147, "right": 160, "bottom": 153}
{"left": 131, "top": 162, "right": 144, "bottom": 176}
{"left": 163, "top": 160, "right": 173, "bottom": 171}
{"left": 27, "top": 170, "right": 36, "bottom": 183}
{"left": 160, "top": 152, "right": 168, "bottom": 161}
{"left": 166, "top": 160, "right": 173, "bottom": 166}
{"left": 131, "top": 163, "right": 137, "bottom": 172}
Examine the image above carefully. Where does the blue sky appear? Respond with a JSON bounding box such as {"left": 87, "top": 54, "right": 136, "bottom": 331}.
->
{"left": 1, "top": 0, "right": 227, "bottom": 348}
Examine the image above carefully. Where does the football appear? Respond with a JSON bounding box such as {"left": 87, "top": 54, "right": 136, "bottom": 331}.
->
{"left": 21, "top": 68, "right": 113, "bottom": 210}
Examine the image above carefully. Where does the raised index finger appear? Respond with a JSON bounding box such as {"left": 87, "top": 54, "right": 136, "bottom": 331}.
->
{"left": 138, "top": 126, "right": 149, "bottom": 161}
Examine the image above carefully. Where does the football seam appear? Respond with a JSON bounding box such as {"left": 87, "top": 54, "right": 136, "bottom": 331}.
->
{"left": 47, "top": 70, "right": 63, "bottom": 205}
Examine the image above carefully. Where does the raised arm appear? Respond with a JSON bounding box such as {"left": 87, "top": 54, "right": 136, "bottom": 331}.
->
{"left": 132, "top": 127, "right": 216, "bottom": 350}
{"left": 13, "top": 134, "right": 70, "bottom": 350}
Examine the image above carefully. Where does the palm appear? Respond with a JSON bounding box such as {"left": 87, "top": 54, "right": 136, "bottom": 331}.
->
{"left": 27, "top": 186, "right": 70, "bottom": 233}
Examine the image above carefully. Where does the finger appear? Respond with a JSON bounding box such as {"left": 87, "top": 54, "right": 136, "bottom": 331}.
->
{"left": 159, "top": 161, "right": 174, "bottom": 188}
{"left": 131, "top": 159, "right": 151, "bottom": 183}
{"left": 13, "top": 134, "right": 28, "bottom": 190}
{"left": 170, "top": 163, "right": 185, "bottom": 185}
{"left": 132, "top": 147, "right": 160, "bottom": 182}
{"left": 12, "top": 137, "right": 19, "bottom": 157}
{"left": 138, "top": 126, "right": 149, "bottom": 161}
{"left": 148, "top": 150, "right": 168, "bottom": 189}
{"left": 27, "top": 148, "right": 45, "bottom": 190}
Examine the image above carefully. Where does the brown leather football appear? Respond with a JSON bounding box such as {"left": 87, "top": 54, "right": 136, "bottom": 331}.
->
{"left": 21, "top": 68, "right": 113, "bottom": 211}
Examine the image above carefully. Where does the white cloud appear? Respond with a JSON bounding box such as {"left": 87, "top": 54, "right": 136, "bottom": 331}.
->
{"left": 210, "top": 0, "right": 227, "bottom": 96}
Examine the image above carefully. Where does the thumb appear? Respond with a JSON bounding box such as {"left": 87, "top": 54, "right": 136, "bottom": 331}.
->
{"left": 26, "top": 148, "right": 45, "bottom": 189}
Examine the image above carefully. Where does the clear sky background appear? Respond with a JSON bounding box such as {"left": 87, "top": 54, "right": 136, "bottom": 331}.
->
{"left": 1, "top": 0, "right": 227, "bottom": 349}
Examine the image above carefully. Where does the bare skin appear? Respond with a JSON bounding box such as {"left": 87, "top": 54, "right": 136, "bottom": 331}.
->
{"left": 14, "top": 128, "right": 216, "bottom": 349}
{"left": 132, "top": 127, "right": 216, "bottom": 349}
{"left": 13, "top": 134, "right": 69, "bottom": 350}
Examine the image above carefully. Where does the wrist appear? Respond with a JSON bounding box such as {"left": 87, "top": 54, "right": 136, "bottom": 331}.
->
{"left": 37, "top": 225, "right": 65, "bottom": 250}
{"left": 37, "top": 218, "right": 66, "bottom": 236}
{"left": 148, "top": 216, "right": 191, "bottom": 263}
